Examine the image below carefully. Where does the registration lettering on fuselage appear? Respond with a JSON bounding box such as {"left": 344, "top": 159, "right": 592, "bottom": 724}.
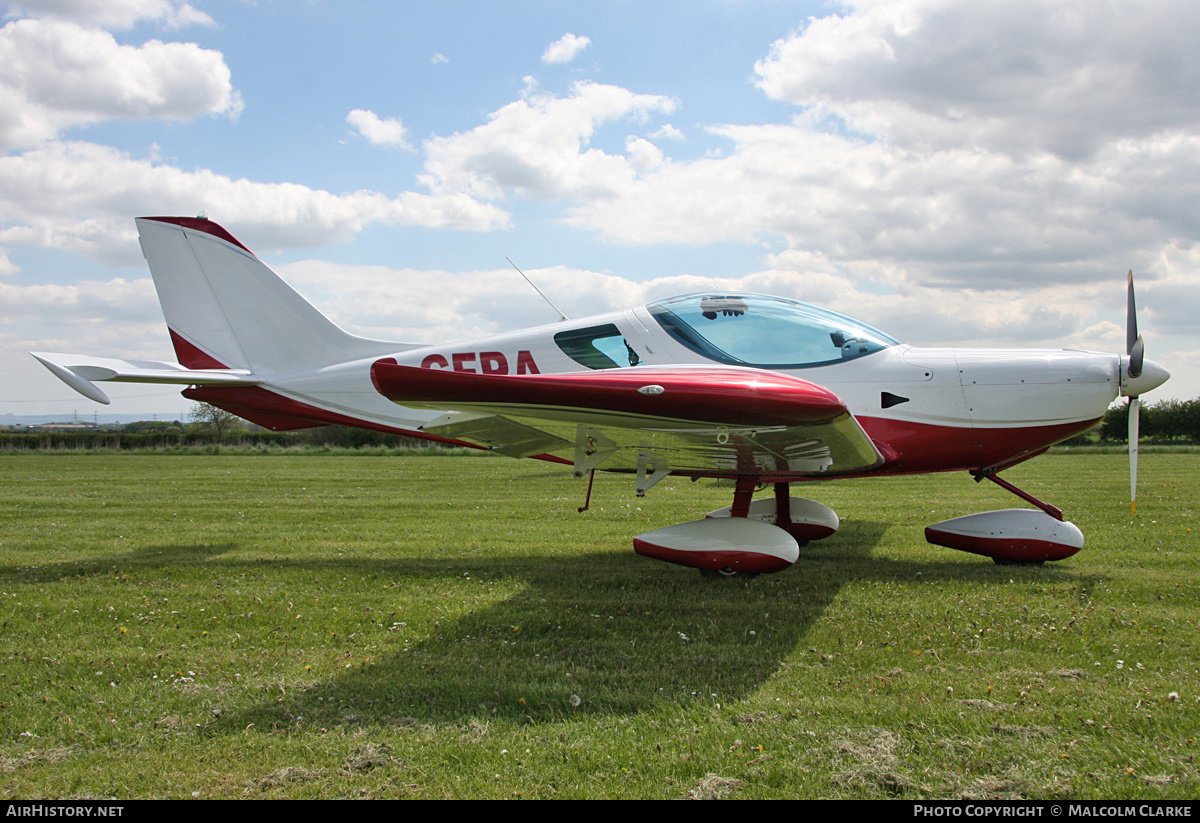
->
{"left": 419, "top": 351, "right": 541, "bottom": 375}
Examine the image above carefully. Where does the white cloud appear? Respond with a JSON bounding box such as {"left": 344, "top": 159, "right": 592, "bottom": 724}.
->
{"left": 0, "top": 141, "right": 510, "bottom": 262}
{"left": 0, "top": 277, "right": 161, "bottom": 331}
{"left": 649, "top": 124, "right": 684, "bottom": 141}
{"left": 0, "top": 274, "right": 177, "bottom": 411}
{"left": 346, "top": 109, "right": 413, "bottom": 150}
{"left": 565, "top": 122, "right": 1172, "bottom": 278}
{"left": 0, "top": 7, "right": 508, "bottom": 264}
{"left": 431, "top": 52, "right": 448, "bottom": 64}
{"left": 754, "top": 0, "right": 1200, "bottom": 161}
{"left": 0, "top": 247, "right": 17, "bottom": 276}
{"left": 420, "top": 82, "right": 677, "bottom": 201}
{"left": 541, "top": 33, "right": 591, "bottom": 64}
{"left": 515, "top": 1, "right": 1200, "bottom": 309}
{"left": 624, "top": 136, "right": 664, "bottom": 173}
{"left": 0, "top": 17, "right": 241, "bottom": 150}
{"left": 4, "top": 0, "right": 213, "bottom": 29}
{"left": 377, "top": 1, "right": 1200, "bottom": 319}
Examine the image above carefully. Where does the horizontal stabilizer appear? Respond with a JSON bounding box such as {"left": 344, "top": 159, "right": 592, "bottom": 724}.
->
{"left": 32, "top": 351, "right": 259, "bottom": 404}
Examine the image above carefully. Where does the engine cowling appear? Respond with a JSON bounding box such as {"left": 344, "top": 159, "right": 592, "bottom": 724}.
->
{"left": 925, "top": 509, "right": 1084, "bottom": 562}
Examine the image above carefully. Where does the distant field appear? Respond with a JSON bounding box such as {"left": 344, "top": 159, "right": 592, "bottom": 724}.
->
{"left": 0, "top": 453, "right": 1196, "bottom": 799}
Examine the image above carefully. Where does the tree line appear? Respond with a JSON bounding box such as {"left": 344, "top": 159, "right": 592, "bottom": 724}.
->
{"left": 1097, "top": 397, "right": 1200, "bottom": 443}
{"left": 0, "top": 404, "right": 468, "bottom": 452}
{"left": 0, "top": 426, "right": 456, "bottom": 451}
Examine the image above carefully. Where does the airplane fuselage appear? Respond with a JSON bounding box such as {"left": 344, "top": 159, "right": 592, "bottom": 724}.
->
{"left": 238, "top": 299, "right": 1159, "bottom": 480}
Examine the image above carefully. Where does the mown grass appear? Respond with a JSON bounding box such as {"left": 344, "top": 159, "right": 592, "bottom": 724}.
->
{"left": 0, "top": 441, "right": 490, "bottom": 457}
{"left": 0, "top": 453, "right": 1196, "bottom": 799}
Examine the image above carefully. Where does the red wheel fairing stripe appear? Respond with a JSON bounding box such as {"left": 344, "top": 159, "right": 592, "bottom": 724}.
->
{"left": 633, "top": 540, "right": 795, "bottom": 573}
{"left": 924, "top": 527, "right": 1082, "bottom": 562}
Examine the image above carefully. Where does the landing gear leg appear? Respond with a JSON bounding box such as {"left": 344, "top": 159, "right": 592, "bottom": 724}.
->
{"left": 773, "top": 482, "right": 810, "bottom": 546}
{"left": 730, "top": 477, "right": 756, "bottom": 517}
{"left": 974, "top": 470, "right": 1067, "bottom": 565}
{"left": 698, "top": 478, "right": 762, "bottom": 580}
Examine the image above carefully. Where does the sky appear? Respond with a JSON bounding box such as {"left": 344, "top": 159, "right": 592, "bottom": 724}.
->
{"left": 2, "top": 0, "right": 1198, "bottom": 421}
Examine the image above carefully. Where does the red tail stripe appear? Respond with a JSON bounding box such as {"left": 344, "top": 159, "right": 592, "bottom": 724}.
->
{"left": 140, "top": 216, "right": 254, "bottom": 254}
{"left": 169, "top": 329, "right": 229, "bottom": 370}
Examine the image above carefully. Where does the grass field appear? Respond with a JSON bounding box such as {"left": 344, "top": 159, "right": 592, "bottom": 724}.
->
{"left": 0, "top": 452, "right": 1196, "bottom": 799}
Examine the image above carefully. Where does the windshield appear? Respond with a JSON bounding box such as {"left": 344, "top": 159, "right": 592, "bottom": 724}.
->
{"left": 648, "top": 294, "right": 900, "bottom": 369}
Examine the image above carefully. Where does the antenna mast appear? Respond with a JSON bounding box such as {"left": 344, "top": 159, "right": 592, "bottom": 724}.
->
{"left": 506, "top": 257, "right": 568, "bottom": 322}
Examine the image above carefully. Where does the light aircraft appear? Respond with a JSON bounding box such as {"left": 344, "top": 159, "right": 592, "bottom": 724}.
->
{"left": 32, "top": 217, "right": 1170, "bottom": 577}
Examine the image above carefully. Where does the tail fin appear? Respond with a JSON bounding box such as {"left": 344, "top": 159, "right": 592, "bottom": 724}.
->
{"left": 137, "top": 217, "right": 406, "bottom": 374}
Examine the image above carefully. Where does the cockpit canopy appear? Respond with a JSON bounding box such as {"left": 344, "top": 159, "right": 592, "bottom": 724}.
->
{"left": 647, "top": 294, "right": 900, "bottom": 369}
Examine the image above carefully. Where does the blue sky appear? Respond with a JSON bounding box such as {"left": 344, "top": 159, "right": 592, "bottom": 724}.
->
{"left": 3, "top": 0, "right": 1198, "bottom": 418}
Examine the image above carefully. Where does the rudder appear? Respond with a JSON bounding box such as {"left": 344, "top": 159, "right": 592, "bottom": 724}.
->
{"left": 137, "top": 216, "right": 403, "bottom": 375}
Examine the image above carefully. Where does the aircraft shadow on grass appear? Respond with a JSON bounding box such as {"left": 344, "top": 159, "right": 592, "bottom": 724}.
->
{"left": 0, "top": 530, "right": 1100, "bottom": 731}
{"left": 0, "top": 542, "right": 238, "bottom": 586}
{"left": 203, "top": 523, "right": 1096, "bottom": 732}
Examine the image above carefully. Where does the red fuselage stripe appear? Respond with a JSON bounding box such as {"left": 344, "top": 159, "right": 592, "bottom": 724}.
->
{"left": 854, "top": 415, "right": 1099, "bottom": 476}
{"left": 371, "top": 360, "right": 847, "bottom": 428}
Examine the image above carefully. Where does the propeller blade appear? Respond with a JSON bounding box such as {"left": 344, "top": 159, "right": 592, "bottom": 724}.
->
{"left": 1128, "top": 396, "right": 1140, "bottom": 517}
{"left": 1126, "top": 270, "right": 1139, "bottom": 357}
{"left": 1123, "top": 271, "right": 1144, "bottom": 384}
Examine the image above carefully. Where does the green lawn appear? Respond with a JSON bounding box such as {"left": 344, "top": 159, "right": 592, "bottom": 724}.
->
{"left": 0, "top": 453, "right": 1196, "bottom": 798}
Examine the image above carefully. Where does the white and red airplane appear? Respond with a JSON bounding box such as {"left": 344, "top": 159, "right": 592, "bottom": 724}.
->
{"left": 32, "top": 216, "right": 1170, "bottom": 577}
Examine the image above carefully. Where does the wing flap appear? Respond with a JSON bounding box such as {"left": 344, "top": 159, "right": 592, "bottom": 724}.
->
{"left": 424, "top": 411, "right": 571, "bottom": 458}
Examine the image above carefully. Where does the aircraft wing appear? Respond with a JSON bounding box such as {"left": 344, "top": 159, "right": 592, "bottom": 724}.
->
{"left": 31, "top": 352, "right": 259, "bottom": 405}
{"left": 370, "top": 360, "right": 884, "bottom": 478}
